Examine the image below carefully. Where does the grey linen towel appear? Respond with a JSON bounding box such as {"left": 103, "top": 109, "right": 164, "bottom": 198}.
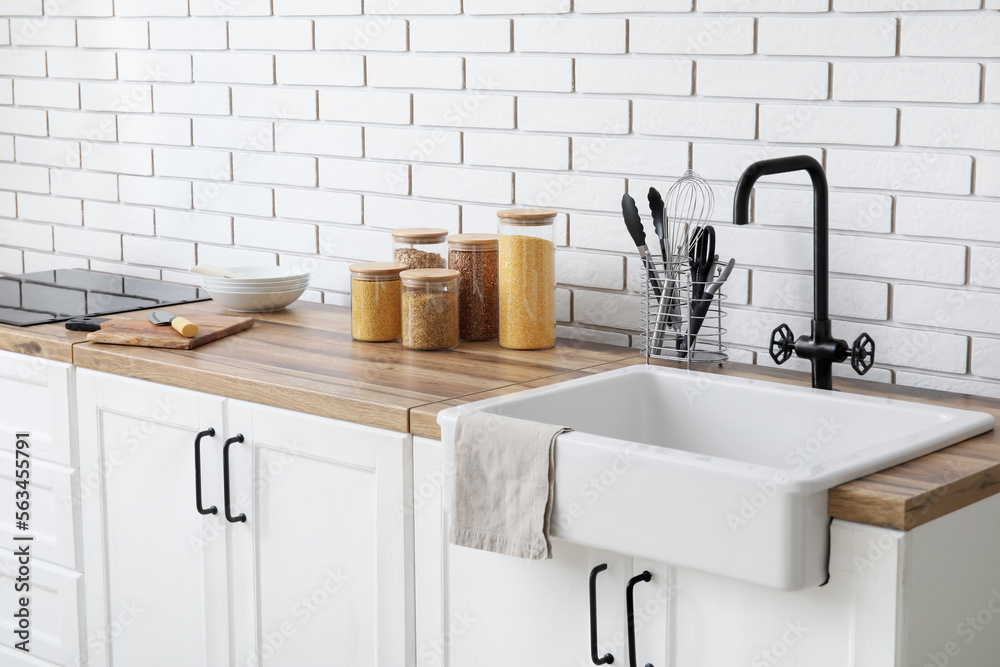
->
{"left": 449, "top": 411, "right": 571, "bottom": 560}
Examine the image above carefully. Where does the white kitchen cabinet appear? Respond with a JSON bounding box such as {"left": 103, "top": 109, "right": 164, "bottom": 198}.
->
{"left": 0, "top": 450, "right": 79, "bottom": 569}
{"left": 0, "top": 549, "right": 84, "bottom": 666}
{"left": 77, "top": 369, "right": 230, "bottom": 667}
{"left": 76, "top": 370, "right": 414, "bottom": 667}
{"left": 413, "top": 437, "right": 670, "bottom": 667}
{"left": 0, "top": 350, "right": 84, "bottom": 666}
{"left": 0, "top": 350, "right": 80, "bottom": 570}
{"left": 0, "top": 349, "right": 75, "bottom": 467}
{"left": 227, "top": 399, "right": 413, "bottom": 667}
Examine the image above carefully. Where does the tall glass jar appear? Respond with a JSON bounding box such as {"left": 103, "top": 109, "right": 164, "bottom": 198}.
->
{"left": 391, "top": 228, "right": 448, "bottom": 270}
{"left": 348, "top": 262, "right": 406, "bottom": 342}
{"left": 448, "top": 233, "right": 499, "bottom": 342}
{"left": 497, "top": 208, "right": 557, "bottom": 350}
{"left": 400, "top": 269, "right": 460, "bottom": 351}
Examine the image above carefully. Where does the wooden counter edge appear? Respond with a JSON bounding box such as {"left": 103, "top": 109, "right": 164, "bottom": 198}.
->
{"left": 0, "top": 328, "right": 79, "bottom": 364}
{"left": 72, "top": 343, "right": 412, "bottom": 433}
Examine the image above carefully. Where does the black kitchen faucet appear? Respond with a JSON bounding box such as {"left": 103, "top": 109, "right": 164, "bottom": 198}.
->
{"left": 733, "top": 155, "right": 875, "bottom": 391}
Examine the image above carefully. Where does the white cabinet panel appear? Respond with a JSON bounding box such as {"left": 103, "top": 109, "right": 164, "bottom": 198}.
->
{"left": 414, "top": 438, "right": 662, "bottom": 667}
{"left": 446, "top": 541, "right": 633, "bottom": 666}
{"left": 228, "top": 400, "right": 413, "bottom": 667}
{"left": 670, "top": 520, "right": 904, "bottom": 667}
{"left": 904, "top": 492, "right": 1000, "bottom": 667}
{"left": 0, "top": 451, "right": 78, "bottom": 569}
{"left": 0, "top": 350, "right": 74, "bottom": 467}
{"left": 77, "top": 369, "right": 229, "bottom": 667}
{"left": 0, "top": 549, "right": 83, "bottom": 665}
{"left": 413, "top": 437, "right": 445, "bottom": 667}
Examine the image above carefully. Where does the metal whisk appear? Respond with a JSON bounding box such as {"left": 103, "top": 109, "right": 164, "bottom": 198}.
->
{"left": 664, "top": 170, "right": 715, "bottom": 261}
{"left": 652, "top": 170, "right": 717, "bottom": 347}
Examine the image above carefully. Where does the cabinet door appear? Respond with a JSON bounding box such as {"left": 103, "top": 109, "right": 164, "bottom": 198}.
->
{"left": 446, "top": 538, "right": 632, "bottom": 666}
{"left": 0, "top": 350, "right": 75, "bottom": 466}
{"left": 414, "top": 438, "right": 668, "bottom": 667}
{"left": 77, "top": 370, "right": 230, "bottom": 667}
{"left": 228, "top": 400, "right": 413, "bottom": 667}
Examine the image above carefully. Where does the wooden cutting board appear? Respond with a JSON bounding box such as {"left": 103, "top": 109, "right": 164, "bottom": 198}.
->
{"left": 86, "top": 315, "right": 255, "bottom": 349}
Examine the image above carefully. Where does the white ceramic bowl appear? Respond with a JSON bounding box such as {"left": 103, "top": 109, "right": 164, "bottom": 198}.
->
{"left": 224, "top": 266, "right": 310, "bottom": 280}
{"left": 204, "top": 285, "right": 307, "bottom": 312}
{"left": 204, "top": 274, "right": 310, "bottom": 287}
{"left": 203, "top": 279, "right": 310, "bottom": 293}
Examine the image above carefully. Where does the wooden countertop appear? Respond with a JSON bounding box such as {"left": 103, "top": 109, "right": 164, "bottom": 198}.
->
{"left": 0, "top": 318, "right": 91, "bottom": 363}
{"left": 67, "top": 301, "right": 634, "bottom": 433}
{"left": 3, "top": 298, "right": 999, "bottom": 532}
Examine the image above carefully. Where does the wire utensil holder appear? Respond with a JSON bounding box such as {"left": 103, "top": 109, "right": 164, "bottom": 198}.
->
{"left": 640, "top": 256, "right": 728, "bottom": 365}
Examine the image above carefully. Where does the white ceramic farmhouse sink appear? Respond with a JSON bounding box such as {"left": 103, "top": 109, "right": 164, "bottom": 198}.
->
{"left": 439, "top": 364, "right": 994, "bottom": 590}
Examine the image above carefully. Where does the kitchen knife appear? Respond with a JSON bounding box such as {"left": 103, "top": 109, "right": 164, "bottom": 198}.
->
{"left": 148, "top": 310, "right": 199, "bottom": 338}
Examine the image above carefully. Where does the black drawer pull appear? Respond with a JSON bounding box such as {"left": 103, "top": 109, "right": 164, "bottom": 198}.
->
{"left": 194, "top": 428, "right": 217, "bottom": 516}
{"left": 589, "top": 563, "right": 614, "bottom": 665}
{"left": 223, "top": 434, "right": 246, "bottom": 523}
{"left": 626, "top": 571, "right": 653, "bottom": 667}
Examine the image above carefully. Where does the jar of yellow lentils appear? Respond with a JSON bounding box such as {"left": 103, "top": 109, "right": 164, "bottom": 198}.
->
{"left": 349, "top": 262, "right": 406, "bottom": 342}
{"left": 497, "top": 208, "right": 557, "bottom": 350}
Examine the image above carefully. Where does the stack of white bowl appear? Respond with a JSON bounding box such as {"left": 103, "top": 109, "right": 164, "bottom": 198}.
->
{"left": 201, "top": 266, "right": 310, "bottom": 312}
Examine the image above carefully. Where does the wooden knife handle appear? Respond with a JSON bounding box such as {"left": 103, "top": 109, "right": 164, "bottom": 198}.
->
{"left": 171, "top": 317, "right": 198, "bottom": 338}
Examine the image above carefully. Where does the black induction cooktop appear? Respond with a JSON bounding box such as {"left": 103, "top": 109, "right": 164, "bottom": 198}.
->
{"left": 0, "top": 269, "right": 208, "bottom": 327}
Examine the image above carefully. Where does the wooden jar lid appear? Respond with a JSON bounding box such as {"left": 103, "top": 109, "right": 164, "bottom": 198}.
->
{"left": 400, "top": 268, "right": 460, "bottom": 284}
{"left": 496, "top": 208, "right": 557, "bottom": 225}
{"left": 391, "top": 228, "right": 449, "bottom": 242}
{"left": 349, "top": 262, "right": 407, "bottom": 279}
{"left": 448, "top": 233, "right": 499, "bottom": 250}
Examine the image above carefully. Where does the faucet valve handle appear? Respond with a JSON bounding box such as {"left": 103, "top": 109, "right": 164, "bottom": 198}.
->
{"left": 769, "top": 323, "right": 796, "bottom": 365}
{"left": 851, "top": 332, "right": 876, "bottom": 376}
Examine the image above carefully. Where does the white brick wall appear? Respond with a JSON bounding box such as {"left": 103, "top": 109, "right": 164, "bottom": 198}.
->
{"left": 1, "top": 3, "right": 999, "bottom": 399}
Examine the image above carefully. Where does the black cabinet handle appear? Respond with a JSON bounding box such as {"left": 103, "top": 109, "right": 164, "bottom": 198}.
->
{"left": 589, "top": 564, "right": 614, "bottom": 665}
{"left": 223, "top": 434, "right": 246, "bottom": 523}
{"left": 626, "top": 571, "right": 653, "bottom": 667}
{"left": 194, "top": 428, "right": 218, "bottom": 516}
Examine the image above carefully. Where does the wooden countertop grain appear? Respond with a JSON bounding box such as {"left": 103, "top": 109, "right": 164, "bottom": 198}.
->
{"left": 68, "top": 300, "right": 635, "bottom": 433}
{"left": 4, "top": 297, "right": 999, "bottom": 531}
{"left": 0, "top": 319, "right": 90, "bottom": 363}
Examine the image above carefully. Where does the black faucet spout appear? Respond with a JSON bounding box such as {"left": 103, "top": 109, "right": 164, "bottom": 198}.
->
{"left": 734, "top": 155, "right": 829, "bottom": 321}
{"left": 733, "top": 155, "right": 871, "bottom": 391}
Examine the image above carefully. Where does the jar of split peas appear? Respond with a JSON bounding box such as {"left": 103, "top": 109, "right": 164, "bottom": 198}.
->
{"left": 391, "top": 228, "right": 448, "bottom": 270}
{"left": 349, "top": 262, "right": 406, "bottom": 342}
{"left": 497, "top": 208, "right": 557, "bottom": 350}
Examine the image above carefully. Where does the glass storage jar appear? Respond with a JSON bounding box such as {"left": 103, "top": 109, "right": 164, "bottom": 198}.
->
{"left": 349, "top": 262, "right": 406, "bottom": 342}
{"left": 448, "top": 233, "right": 500, "bottom": 342}
{"left": 391, "top": 228, "right": 449, "bottom": 270}
{"left": 400, "top": 269, "right": 460, "bottom": 351}
{"left": 497, "top": 208, "right": 557, "bottom": 350}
